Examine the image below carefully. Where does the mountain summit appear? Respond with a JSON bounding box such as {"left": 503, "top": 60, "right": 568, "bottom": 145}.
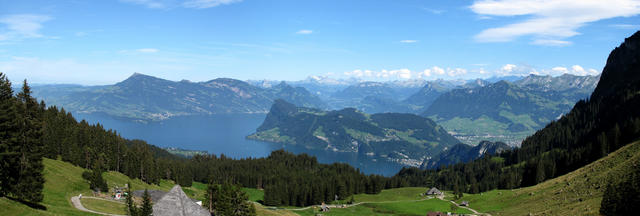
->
{"left": 592, "top": 31, "right": 640, "bottom": 98}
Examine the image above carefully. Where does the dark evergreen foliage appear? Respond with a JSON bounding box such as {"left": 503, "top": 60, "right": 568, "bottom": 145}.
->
{"left": 125, "top": 183, "right": 139, "bottom": 216}
{"left": 0, "top": 73, "right": 19, "bottom": 197}
{"left": 0, "top": 79, "right": 46, "bottom": 203}
{"left": 204, "top": 182, "right": 256, "bottom": 216}
{"left": 141, "top": 189, "right": 153, "bottom": 216}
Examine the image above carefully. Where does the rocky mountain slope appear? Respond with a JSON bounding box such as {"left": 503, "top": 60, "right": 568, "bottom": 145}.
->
{"left": 248, "top": 99, "right": 460, "bottom": 166}
{"left": 422, "top": 74, "right": 599, "bottom": 146}
{"left": 419, "top": 141, "right": 510, "bottom": 169}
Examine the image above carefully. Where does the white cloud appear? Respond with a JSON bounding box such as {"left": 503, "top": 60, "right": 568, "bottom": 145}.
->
{"left": 296, "top": 29, "right": 313, "bottom": 35}
{"left": 400, "top": 40, "right": 418, "bottom": 43}
{"left": 423, "top": 8, "right": 445, "bottom": 15}
{"left": 432, "top": 66, "right": 445, "bottom": 75}
{"left": 121, "top": 0, "right": 241, "bottom": 9}
{"left": 419, "top": 69, "right": 432, "bottom": 78}
{"left": 610, "top": 24, "right": 640, "bottom": 29}
{"left": 551, "top": 66, "right": 569, "bottom": 74}
{"left": 136, "top": 48, "right": 159, "bottom": 53}
{"left": 447, "top": 68, "right": 468, "bottom": 77}
{"left": 531, "top": 39, "right": 571, "bottom": 46}
{"left": 496, "top": 64, "right": 543, "bottom": 76}
{"left": 393, "top": 69, "right": 412, "bottom": 79}
{"left": 341, "top": 64, "right": 599, "bottom": 81}
{"left": 343, "top": 66, "right": 469, "bottom": 80}
{"left": 571, "top": 65, "right": 585, "bottom": 75}
{"left": 183, "top": 0, "right": 243, "bottom": 9}
{"left": 344, "top": 69, "right": 369, "bottom": 78}
{"left": 471, "top": 0, "right": 640, "bottom": 44}
{"left": 498, "top": 64, "right": 517, "bottom": 75}
{"left": 120, "top": 0, "right": 167, "bottom": 9}
{"left": 548, "top": 65, "right": 599, "bottom": 76}
{"left": 0, "top": 14, "right": 51, "bottom": 41}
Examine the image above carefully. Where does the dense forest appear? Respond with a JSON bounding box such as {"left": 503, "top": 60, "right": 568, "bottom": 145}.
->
{"left": 0, "top": 72, "right": 386, "bottom": 208}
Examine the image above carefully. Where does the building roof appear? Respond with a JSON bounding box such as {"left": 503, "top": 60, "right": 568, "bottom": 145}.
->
{"left": 133, "top": 190, "right": 167, "bottom": 203}
{"left": 152, "top": 185, "right": 210, "bottom": 216}
{"left": 426, "top": 187, "right": 443, "bottom": 195}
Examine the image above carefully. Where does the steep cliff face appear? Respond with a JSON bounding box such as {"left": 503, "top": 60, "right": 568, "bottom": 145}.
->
{"left": 420, "top": 141, "right": 510, "bottom": 169}
{"left": 592, "top": 31, "right": 640, "bottom": 99}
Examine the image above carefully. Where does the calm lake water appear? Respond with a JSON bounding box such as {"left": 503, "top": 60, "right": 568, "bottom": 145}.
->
{"left": 74, "top": 113, "right": 406, "bottom": 176}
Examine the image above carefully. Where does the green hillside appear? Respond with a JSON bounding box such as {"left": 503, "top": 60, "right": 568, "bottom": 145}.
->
{"left": 249, "top": 99, "right": 460, "bottom": 166}
{"left": 0, "top": 158, "right": 205, "bottom": 216}
{"left": 293, "top": 187, "right": 473, "bottom": 216}
{"left": 459, "top": 139, "right": 640, "bottom": 215}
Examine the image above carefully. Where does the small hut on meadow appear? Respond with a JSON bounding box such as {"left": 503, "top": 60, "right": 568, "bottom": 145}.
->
{"left": 426, "top": 187, "right": 443, "bottom": 196}
{"left": 152, "top": 185, "right": 209, "bottom": 216}
{"left": 460, "top": 201, "right": 469, "bottom": 206}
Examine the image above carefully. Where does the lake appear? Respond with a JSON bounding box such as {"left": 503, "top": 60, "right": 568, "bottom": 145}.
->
{"left": 73, "top": 113, "right": 407, "bottom": 176}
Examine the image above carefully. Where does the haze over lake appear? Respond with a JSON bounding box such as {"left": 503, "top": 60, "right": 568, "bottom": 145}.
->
{"left": 74, "top": 113, "right": 405, "bottom": 176}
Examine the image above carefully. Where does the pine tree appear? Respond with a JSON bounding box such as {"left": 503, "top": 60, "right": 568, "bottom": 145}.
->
{"left": 204, "top": 182, "right": 256, "bottom": 216}
{"left": 140, "top": 189, "right": 153, "bottom": 216}
{"left": 125, "top": 182, "right": 139, "bottom": 216}
{"left": 0, "top": 73, "right": 19, "bottom": 197}
{"left": 13, "top": 80, "right": 45, "bottom": 202}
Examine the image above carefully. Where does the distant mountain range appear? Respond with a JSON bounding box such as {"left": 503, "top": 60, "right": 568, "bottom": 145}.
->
{"left": 422, "top": 74, "right": 600, "bottom": 145}
{"left": 32, "top": 71, "right": 599, "bottom": 147}
{"left": 31, "top": 73, "right": 326, "bottom": 121}
{"left": 419, "top": 141, "right": 510, "bottom": 169}
{"left": 404, "top": 79, "right": 490, "bottom": 113}
{"left": 248, "top": 99, "right": 460, "bottom": 166}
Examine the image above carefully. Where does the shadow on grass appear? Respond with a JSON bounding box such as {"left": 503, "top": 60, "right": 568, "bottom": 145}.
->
{"left": 6, "top": 196, "right": 47, "bottom": 210}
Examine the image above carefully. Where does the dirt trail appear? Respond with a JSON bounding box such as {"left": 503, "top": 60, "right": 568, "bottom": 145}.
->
{"left": 263, "top": 196, "right": 490, "bottom": 216}
{"left": 70, "top": 196, "right": 126, "bottom": 216}
{"left": 439, "top": 197, "right": 491, "bottom": 216}
{"left": 260, "top": 197, "right": 434, "bottom": 211}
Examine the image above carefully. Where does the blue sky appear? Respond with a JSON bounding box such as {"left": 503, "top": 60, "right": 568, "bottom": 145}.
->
{"left": 0, "top": 0, "right": 639, "bottom": 85}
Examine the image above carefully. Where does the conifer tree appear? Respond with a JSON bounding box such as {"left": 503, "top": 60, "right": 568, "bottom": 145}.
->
{"left": 13, "top": 80, "right": 45, "bottom": 202}
{"left": 125, "top": 182, "right": 139, "bottom": 216}
{"left": 0, "top": 73, "right": 19, "bottom": 197}
{"left": 141, "top": 189, "right": 153, "bottom": 216}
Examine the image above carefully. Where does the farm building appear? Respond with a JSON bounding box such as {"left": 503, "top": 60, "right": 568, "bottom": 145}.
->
{"left": 152, "top": 185, "right": 209, "bottom": 216}
{"left": 426, "top": 187, "right": 443, "bottom": 195}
